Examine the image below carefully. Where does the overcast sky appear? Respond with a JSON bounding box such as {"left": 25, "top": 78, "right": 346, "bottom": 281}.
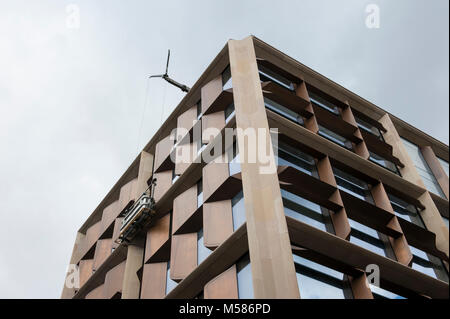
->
{"left": 0, "top": 0, "right": 448, "bottom": 299}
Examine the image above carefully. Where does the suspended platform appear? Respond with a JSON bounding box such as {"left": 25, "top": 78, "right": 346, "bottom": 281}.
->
{"left": 116, "top": 180, "right": 156, "bottom": 244}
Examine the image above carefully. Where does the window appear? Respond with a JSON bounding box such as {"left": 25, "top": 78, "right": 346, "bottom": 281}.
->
{"left": 349, "top": 219, "right": 389, "bottom": 257}
{"left": 225, "top": 103, "right": 235, "bottom": 124}
{"left": 228, "top": 144, "right": 241, "bottom": 176}
{"left": 401, "top": 138, "right": 445, "bottom": 197}
{"left": 232, "top": 190, "right": 245, "bottom": 231}
{"left": 197, "top": 180, "right": 203, "bottom": 208}
{"left": 354, "top": 116, "right": 383, "bottom": 140}
{"left": 294, "top": 254, "right": 348, "bottom": 299}
{"left": 197, "top": 138, "right": 206, "bottom": 155}
{"left": 258, "top": 64, "right": 294, "bottom": 91}
{"left": 309, "top": 91, "right": 340, "bottom": 115}
{"left": 368, "top": 151, "right": 400, "bottom": 175}
{"left": 437, "top": 157, "right": 449, "bottom": 178}
{"left": 264, "top": 97, "right": 304, "bottom": 126}
{"left": 165, "top": 263, "right": 178, "bottom": 295}
{"left": 197, "top": 229, "right": 211, "bottom": 265}
{"left": 318, "top": 125, "right": 353, "bottom": 150}
{"left": 196, "top": 100, "right": 202, "bottom": 120}
{"left": 371, "top": 285, "right": 405, "bottom": 299}
{"left": 236, "top": 253, "right": 253, "bottom": 299}
{"left": 222, "top": 66, "right": 232, "bottom": 90}
{"left": 388, "top": 193, "right": 424, "bottom": 228}
{"left": 275, "top": 141, "right": 316, "bottom": 175}
{"left": 333, "top": 167, "right": 372, "bottom": 201}
{"left": 410, "top": 246, "right": 449, "bottom": 283}
{"left": 443, "top": 216, "right": 449, "bottom": 229}
{"left": 172, "top": 170, "right": 179, "bottom": 184}
{"left": 282, "top": 190, "right": 332, "bottom": 232}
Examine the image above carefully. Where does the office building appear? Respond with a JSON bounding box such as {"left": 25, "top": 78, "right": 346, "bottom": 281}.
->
{"left": 62, "top": 36, "right": 449, "bottom": 299}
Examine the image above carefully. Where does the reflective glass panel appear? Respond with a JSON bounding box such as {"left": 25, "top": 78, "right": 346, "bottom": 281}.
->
{"left": 309, "top": 91, "right": 340, "bottom": 115}
{"left": 237, "top": 254, "right": 254, "bottom": 299}
{"left": 264, "top": 97, "right": 303, "bottom": 125}
{"left": 371, "top": 285, "right": 405, "bottom": 299}
{"left": 197, "top": 229, "right": 211, "bottom": 265}
{"left": 197, "top": 180, "right": 203, "bottom": 208}
{"left": 294, "top": 254, "right": 347, "bottom": 299}
{"left": 258, "top": 64, "right": 294, "bottom": 91}
{"left": 354, "top": 116, "right": 382, "bottom": 140}
{"left": 437, "top": 157, "right": 449, "bottom": 178}
{"left": 275, "top": 142, "right": 316, "bottom": 175}
{"left": 232, "top": 190, "right": 245, "bottom": 231}
{"left": 410, "top": 246, "right": 449, "bottom": 282}
{"left": 225, "top": 103, "right": 235, "bottom": 123}
{"left": 388, "top": 193, "right": 424, "bottom": 227}
{"left": 368, "top": 151, "right": 400, "bottom": 175}
{"left": 222, "top": 66, "right": 232, "bottom": 90}
{"left": 318, "top": 125, "right": 352, "bottom": 150}
{"left": 401, "top": 138, "right": 445, "bottom": 197}
{"left": 349, "top": 219, "right": 387, "bottom": 257}
{"left": 165, "top": 264, "right": 178, "bottom": 295}
{"left": 282, "top": 189, "right": 328, "bottom": 232}
{"left": 333, "top": 167, "right": 372, "bottom": 201}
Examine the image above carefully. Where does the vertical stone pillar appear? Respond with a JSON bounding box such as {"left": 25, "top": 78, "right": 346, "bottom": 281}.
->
{"left": 228, "top": 36, "right": 299, "bottom": 298}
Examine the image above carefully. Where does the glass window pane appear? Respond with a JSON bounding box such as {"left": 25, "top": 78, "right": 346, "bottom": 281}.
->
{"left": 309, "top": 92, "right": 340, "bottom": 115}
{"left": 222, "top": 66, "right": 232, "bottom": 90}
{"left": 421, "top": 174, "right": 445, "bottom": 197}
{"left": 318, "top": 125, "right": 352, "bottom": 150}
{"left": 401, "top": 138, "right": 445, "bottom": 197}
{"left": 172, "top": 170, "right": 179, "bottom": 184}
{"left": 165, "top": 264, "right": 178, "bottom": 295}
{"left": 282, "top": 190, "right": 328, "bottom": 232}
{"left": 437, "top": 157, "right": 449, "bottom": 178}
{"left": 293, "top": 254, "right": 347, "bottom": 299}
{"left": 333, "top": 167, "right": 372, "bottom": 201}
{"left": 349, "top": 219, "right": 387, "bottom": 257}
{"left": 275, "top": 142, "right": 316, "bottom": 175}
{"left": 197, "top": 101, "right": 202, "bottom": 120}
{"left": 236, "top": 254, "right": 253, "bottom": 299}
{"left": 232, "top": 190, "right": 245, "bottom": 231}
{"left": 225, "top": 103, "right": 235, "bottom": 123}
{"left": 371, "top": 285, "right": 405, "bottom": 299}
{"left": 388, "top": 193, "right": 424, "bottom": 227}
{"left": 197, "top": 143, "right": 207, "bottom": 155}
{"left": 354, "top": 116, "right": 382, "bottom": 139}
{"left": 197, "top": 180, "right": 203, "bottom": 208}
{"left": 368, "top": 151, "right": 400, "bottom": 175}
{"left": 409, "top": 246, "right": 449, "bottom": 282}
{"left": 443, "top": 216, "right": 449, "bottom": 229}
{"left": 258, "top": 65, "right": 294, "bottom": 91}
{"left": 229, "top": 151, "right": 241, "bottom": 176}
{"left": 264, "top": 98, "right": 303, "bottom": 125}
{"left": 197, "top": 229, "right": 211, "bottom": 265}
